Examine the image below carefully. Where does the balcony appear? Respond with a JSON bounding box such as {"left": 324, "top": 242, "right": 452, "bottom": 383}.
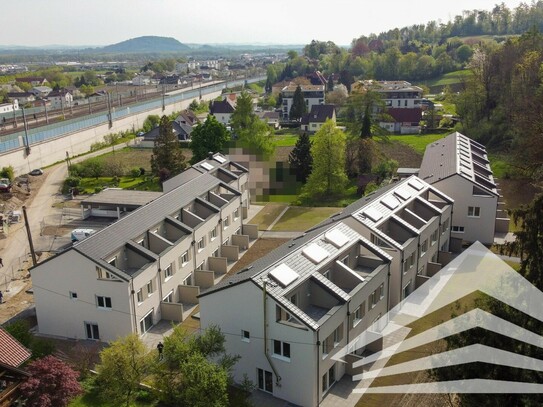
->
{"left": 377, "top": 218, "right": 416, "bottom": 246}
{"left": 286, "top": 277, "right": 342, "bottom": 324}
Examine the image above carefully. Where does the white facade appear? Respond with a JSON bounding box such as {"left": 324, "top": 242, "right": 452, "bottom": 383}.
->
{"left": 0, "top": 100, "right": 18, "bottom": 113}
{"left": 49, "top": 92, "right": 73, "bottom": 109}
{"left": 356, "top": 80, "right": 423, "bottom": 109}
{"left": 281, "top": 85, "right": 325, "bottom": 120}
{"left": 31, "top": 154, "right": 253, "bottom": 342}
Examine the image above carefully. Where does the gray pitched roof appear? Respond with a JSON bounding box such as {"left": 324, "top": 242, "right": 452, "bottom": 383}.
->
{"left": 81, "top": 189, "right": 162, "bottom": 207}
{"left": 210, "top": 100, "right": 234, "bottom": 114}
{"left": 307, "top": 104, "right": 336, "bottom": 123}
{"left": 418, "top": 132, "right": 498, "bottom": 196}
{"left": 74, "top": 173, "right": 221, "bottom": 261}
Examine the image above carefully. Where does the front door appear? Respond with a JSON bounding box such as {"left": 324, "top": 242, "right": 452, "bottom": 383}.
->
{"left": 140, "top": 310, "right": 153, "bottom": 333}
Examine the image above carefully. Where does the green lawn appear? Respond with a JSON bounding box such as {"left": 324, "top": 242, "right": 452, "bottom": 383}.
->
{"left": 271, "top": 207, "right": 341, "bottom": 231}
{"left": 248, "top": 203, "right": 288, "bottom": 230}
{"left": 488, "top": 154, "right": 514, "bottom": 179}
{"left": 78, "top": 176, "right": 161, "bottom": 194}
{"left": 387, "top": 133, "right": 447, "bottom": 154}
{"left": 420, "top": 69, "right": 472, "bottom": 88}
{"left": 274, "top": 134, "right": 300, "bottom": 147}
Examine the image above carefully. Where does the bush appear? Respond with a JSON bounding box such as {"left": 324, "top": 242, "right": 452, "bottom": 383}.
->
{"left": 103, "top": 161, "right": 124, "bottom": 177}
{"left": 62, "top": 177, "right": 81, "bottom": 194}
{"left": 129, "top": 167, "right": 141, "bottom": 178}
{"left": 0, "top": 165, "right": 15, "bottom": 181}
{"left": 68, "top": 163, "right": 84, "bottom": 177}
{"left": 80, "top": 158, "right": 104, "bottom": 178}
{"left": 94, "top": 187, "right": 102, "bottom": 194}
{"left": 139, "top": 167, "right": 145, "bottom": 176}
{"left": 364, "top": 181, "right": 379, "bottom": 195}
{"left": 90, "top": 141, "right": 107, "bottom": 151}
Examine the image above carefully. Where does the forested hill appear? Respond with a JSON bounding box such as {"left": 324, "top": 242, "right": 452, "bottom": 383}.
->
{"left": 99, "top": 36, "right": 190, "bottom": 53}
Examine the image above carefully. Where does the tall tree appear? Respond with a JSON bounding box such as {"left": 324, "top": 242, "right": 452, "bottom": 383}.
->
{"left": 303, "top": 120, "right": 348, "bottom": 197}
{"left": 95, "top": 334, "right": 154, "bottom": 407}
{"left": 289, "top": 85, "right": 307, "bottom": 121}
{"left": 327, "top": 75, "right": 334, "bottom": 92}
{"left": 150, "top": 115, "right": 187, "bottom": 181}
{"left": 360, "top": 104, "right": 372, "bottom": 139}
{"left": 230, "top": 91, "right": 256, "bottom": 134}
{"left": 20, "top": 356, "right": 82, "bottom": 407}
{"left": 288, "top": 133, "right": 313, "bottom": 183}
{"left": 189, "top": 115, "right": 230, "bottom": 164}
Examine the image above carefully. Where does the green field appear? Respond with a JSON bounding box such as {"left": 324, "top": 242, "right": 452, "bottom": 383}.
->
{"left": 388, "top": 133, "right": 447, "bottom": 154}
{"left": 272, "top": 207, "right": 340, "bottom": 231}
{"left": 78, "top": 176, "right": 161, "bottom": 194}
{"left": 420, "top": 69, "right": 472, "bottom": 89}
{"left": 274, "top": 134, "right": 300, "bottom": 147}
{"left": 248, "top": 203, "right": 288, "bottom": 230}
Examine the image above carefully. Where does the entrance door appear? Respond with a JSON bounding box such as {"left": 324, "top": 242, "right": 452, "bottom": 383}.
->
{"left": 140, "top": 310, "right": 153, "bottom": 333}
{"left": 85, "top": 322, "right": 99, "bottom": 340}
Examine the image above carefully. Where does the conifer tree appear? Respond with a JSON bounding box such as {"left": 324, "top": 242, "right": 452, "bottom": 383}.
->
{"left": 289, "top": 85, "right": 307, "bottom": 120}
{"left": 150, "top": 115, "right": 186, "bottom": 181}
{"left": 288, "top": 132, "right": 312, "bottom": 183}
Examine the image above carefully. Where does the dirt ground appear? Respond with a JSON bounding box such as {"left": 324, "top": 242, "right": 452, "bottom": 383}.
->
{"left": 376, "top": 140, "right": 423, "bottom": 168}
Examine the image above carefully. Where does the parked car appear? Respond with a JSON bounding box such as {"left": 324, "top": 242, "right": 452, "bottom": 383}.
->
{"left": 29, "top": 169, "right": 43, "bottom": 176}
{"left": 0, "top": 178, "right": 12, "bottom": 193}
{"left": 71, "top": 228, "right": 96, "bottom": 242}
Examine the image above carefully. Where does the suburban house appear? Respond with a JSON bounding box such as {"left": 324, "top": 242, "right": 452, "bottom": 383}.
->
{"left": 257, "top": 111, "right": 280, "bottom": 129}
{"left": 301, "top": 104, "right": 336, "bottom": 132}
{"left": 30, "top": 154, "right": 257, "bottom": 342}
{"left": 29, "top": 86, "right": 52, "bottom": 98}
{"left": 198, "top": 176, "right": 454, "bottom": 406}
{"left": 16, "top": 76, "right": 48, "bottom": 87}
{"left": 379, "top": 108, "right": 422, "bottom": 134}
{"left": 0, "top": 327, "right": 31, "bottom": 407}
{"left": 139, "top": 120, "right": 193, "bottom": 148}
{"left": 280, "top": 84, "right": 325, "bottom": 120}
{"left": 6, "top": 92, "right": 35, "bottom": 105}
{"left": 175, "top": 109, "right": 200, "bottom": 128}
{"left": 210, "top": 99, "right": 235, "bottom": 125}
{"left": 418, "top": 132, "right": 507, "bottom": 245}
{"left": 132, "top": 75, "right": 152, "bottom": 86}
{"left": 48, "top": 89, "right": 73, "bottom": 109}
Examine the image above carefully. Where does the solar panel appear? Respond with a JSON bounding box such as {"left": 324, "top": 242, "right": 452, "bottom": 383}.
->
{"left": 302, "top": 243, "right": 330, "bottom": 264}
{"left": 407, "top": 178, "right": 424, "bottom": 191}
{"left": 381, "top": 195, "right": 400, "bottom": 209}
{"left": 201, "top": 162, "right": 214, "bottom": 171}
{"left": 214, "top": 155, "right": 227, "bottom": 164}
{"left": 324, "top": 229, "right": 350, "bottom": 248}
{"left": 363, "top": 207, "right": 384, "bottom": 222}
{"left": 269, "top": 264, "right": 299, "bottom": 287}
{"left": 394, "top": 188, "right": 412, "bottom": 200}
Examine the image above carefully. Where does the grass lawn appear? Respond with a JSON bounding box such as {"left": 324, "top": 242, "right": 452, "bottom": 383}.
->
{"left": 274, "top": 134, "right": 300, "bottom": 147}
{"left": 488, "top": 154, "right": 514, "bottom": 179}
{"left": 420, "top": 69, "right": 472, "bottom": 89}
{"left": 387, "top": 133, "right": 447, "bottom": 154}
{"left": 248, "top": 203, "right": 288, "bottom": 230}
{"left": 78, "top": 176, "right": 161, "bottom": 194}
{"left": 271, "top": 206, "right": 340, "bottom": 232}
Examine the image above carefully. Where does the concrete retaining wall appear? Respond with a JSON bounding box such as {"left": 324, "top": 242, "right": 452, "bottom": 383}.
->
{"left": 2, "top": 91, "right": 221, "bottom": 176}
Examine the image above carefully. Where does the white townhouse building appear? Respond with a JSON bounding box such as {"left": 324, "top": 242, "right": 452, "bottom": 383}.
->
{"left": 30, "top": 154, "right": 257, "bottom": 342}
{"left": 418, "top": 132, "right": 507, "bottom": 245}
{"left": 355, "top": 80, "right": 423, "bottom": 109}
{"left": 199, "top": 176, "right": 454, "bottom": 406}
{"left": 280, "top": 84, "right": 325, "bottom": 120}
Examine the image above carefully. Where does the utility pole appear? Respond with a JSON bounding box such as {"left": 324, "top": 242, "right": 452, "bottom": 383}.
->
{"left": 12, "top": 102, "right": 17, "bottom": 128}
{"left": 107, "top": 93, "right": 113, "bottom": 128}
{"left": 162, "top": 84, "right": 165, "bottom": 111}
{"left": 21, "top": 107, "right": 30, "bottom": 150}
{"left": 43, "top": 100, "right": 49, "bottom": 124}
{"left": 22, "top": 206, "right": 37, "bottom": 267}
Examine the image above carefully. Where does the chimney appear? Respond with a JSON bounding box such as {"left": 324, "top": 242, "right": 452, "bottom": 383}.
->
{"left": 208, "top": 152, "right": 214, "bottom": 159}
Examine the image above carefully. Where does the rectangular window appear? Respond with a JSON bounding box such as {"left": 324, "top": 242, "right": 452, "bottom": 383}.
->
{"left": 223, "top": 215, "right": 230, "bottom": 228}
{"left": 210, "top": 227, "right": 217, "bottom": 240}
{"left": 369, "top": 291, "right": 377, "bottom": 310}
{"left": 379, "top": 283, "right": 385, "bottom": 299}
{"left": 137, "top": 289, "right": 143, "bottom": 303}
{"left": 182, "top": 274, "right": 192, "bottom": 286}
{"left": 180, "top": 251, "right": 190, "bottom": 266}
{"left": 163, "top": 291, "right": 173, "bottom": 303}
{"left": 147, "top": 279, "right": 154, "bottom": 296}
{"left": 353, "top": 306, "right": 362, "bottom": 327}
{"left": 234, "top": 208, "right": 240, "bottom": 219}
{"left": 212, "top": 248, "right": 219, "bottom": 257}
{"left": 241, "top": 330, "right": 250, "bottom": 342}
{"left": 197, "top": 237, "right": 205, "bottom": 251}
{"left": 164, "top": 264, "right": 173, "bottom": 279}
{"left": 96, "top": 296, "right": 112, "bottom": 309}
{"left": 452, "top": 226, "right": 465, "bottom": 233}
{"left": 69, "top": 291, "right": 78, "bottom": 300}
{"left": 85, "top": 322, "right": 99, "bottom": 340}
{"left": 333, "top": 324, "right": 343, "bottom": 346}
{"left": 420, "top": 239, "right": 428, "bottom": 257}
{"left": 431, "top": 230, "right": 438, "bottom": 245}
{"left": 441, "top": 219, "right": 449, "bottom": 234}
{"left": 197, "top": 261, "right": 205, "bottom": 271}
{"left": 272, "top": 340, "right": 291, "bottom": 360}
{"left": 468, "top": 206, "right": 481, "bottom": 217}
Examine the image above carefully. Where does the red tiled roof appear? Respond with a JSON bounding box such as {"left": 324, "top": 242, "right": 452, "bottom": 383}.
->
{"left": 0, "top": 327, "right": 31, "bottom": 367}
{"left": 386, "top": 108, "right": 422, "bottom": 123}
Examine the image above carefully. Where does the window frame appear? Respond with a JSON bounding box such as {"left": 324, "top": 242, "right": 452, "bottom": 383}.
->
{"left": 96, "top": 295, "right": 112, "bottom": 310}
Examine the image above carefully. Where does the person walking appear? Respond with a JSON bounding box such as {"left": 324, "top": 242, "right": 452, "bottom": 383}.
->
{"left": 157, "top": 342, "right": 164, "bottom": 361}
{"left": 0, "top": 290, "right": 3, "bottom": 304}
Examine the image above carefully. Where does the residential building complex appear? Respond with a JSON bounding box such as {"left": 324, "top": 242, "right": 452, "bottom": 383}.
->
{"left": 30, "top": 154, "right": 256, "bottom": 342}
{"left": 280, "top": 84, "right": 325, "bottom": 120}
{"left": 418, "top": 132, "right": 507, "bottom": 245}
{"left": 199, "top": 176, "right": 454, "bottom": 406}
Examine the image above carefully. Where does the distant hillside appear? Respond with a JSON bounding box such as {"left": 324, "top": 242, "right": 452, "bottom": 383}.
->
{"left": 100, "top": 36, "right": 190, "bottom": 53}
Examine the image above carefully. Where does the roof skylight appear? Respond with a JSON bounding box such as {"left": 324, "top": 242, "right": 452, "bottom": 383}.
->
{"left": 269, "top": 264, "right": 299, "bottom": 287}
{"left": 324, "top": 229, "right": 350, "bottom": 248}
{"left": 381, "top": 195, "right": 400, "bottom": 209}
{"left": 363, "top": 207, "right": 384, "bottom": 222}
{"left": 201, "top": 162, "right": 214, "bottom": 171}
{"left": 214, "top": 155, "right": 227, "bottom": 164}
{"left": 395, "top": 188, "right": 412, "bottom": 200}
{"left": 302, "top": 243, "right": 330, "bottom": 264}
{"left": 407, "top": 179, "right": 424, "bottom": 191}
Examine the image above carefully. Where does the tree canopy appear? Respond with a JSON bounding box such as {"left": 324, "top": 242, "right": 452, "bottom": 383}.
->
{"left": 150, "top": 115, "right": 187, "bottom": 181}
{"left": 230, "top": 91, "right": 256, "bottom": 134}
{"left": 288, "top": 132, "right": 313, "bottom": 184}
{"left": 189, "top": 115, "right": 230, "bottom": 164}
{"left": 302, "top": 120, "right": 348, "bottom": 197}
{"left": 289, "top": 85, "right": 307, "bottom": 121}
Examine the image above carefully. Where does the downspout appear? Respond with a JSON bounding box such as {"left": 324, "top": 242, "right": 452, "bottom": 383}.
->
{"left": 262, "top": 279, "right": 281, "bottom": 387}
{"left": 316, "top": 329, "right": 321, "bottom": 406}
{"left": 129, "top": 279, "right": 138, "bottom": 334}
{"left": 157, "top": 255, "right": 163, "bottom": 304}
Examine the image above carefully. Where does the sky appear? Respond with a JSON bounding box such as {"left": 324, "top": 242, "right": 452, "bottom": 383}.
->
{"left": 2, "top": 0, "right": 527, "bottom": 47}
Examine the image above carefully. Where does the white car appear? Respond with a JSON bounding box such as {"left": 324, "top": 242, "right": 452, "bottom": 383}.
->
{"left": 71, "top": 228, "right": 96, "bottom": 242}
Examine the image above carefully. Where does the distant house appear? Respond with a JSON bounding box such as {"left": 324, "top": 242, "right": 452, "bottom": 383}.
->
{"left": 159, "top": 75, "right": 182, "bottom": 85}
{"left": 132, "top": 75, "right": 152, "bottom": 86}
{"left": 17, "top": 76, "right": 48, "bottom": 87}
{"left": 380, "top": 108, "right": 422, "bottom": 134}
{"left": 87, "top": 91, "right": 107, "bottom": 104}
{"left": 0, "top": 327, "right": 31, "bottom": 407}
{"left": 139, "top": 121, "right": 193, "bottom": 148}
{"left": 306, "top": 70, "right": 327, "bottom": 86}
{"left": 258, "top": 111, "right": 280, "bottom": 129}
{"left": 30, "top": 86, "right": 52, "bottom": 98}
{"left": 301, "top": 104, "right": 336, "bottom": 132}
{"left": 6, "top": 92, "right": 35, "bottom": 105}
{"left": 281, "top": 84, "right": 325, "bottom": 120}
{"left": 48, "top": 89, "right": 73, "bottom": 109}
{"left": 210, "top": 100, "right": 235, "bottom": 125}
{"left": 0, "top": 100, "right": 19, "bottom": 114}
{"left": 175, "top": 109, "right": 200, "bottom": 127}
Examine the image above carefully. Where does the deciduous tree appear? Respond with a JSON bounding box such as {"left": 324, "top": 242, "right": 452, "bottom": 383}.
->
{"left": 189, "top": 115, "right": 230, "bottom": 164}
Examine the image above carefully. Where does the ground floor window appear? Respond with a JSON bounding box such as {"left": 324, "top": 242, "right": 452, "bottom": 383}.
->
{"left": 257, "top": 368, "right": 273, "bottom": 393}
{"left": 140, "top": 309, "right": 154, "bottom": 334}
{"left": 85, "top": 322, "right": 99, "bottom": 340}
{"left": 322, "top": 364, "right": 336, "bottom": 394}
{"left": 163, "top": 291, "right": 173, "bottom": 303}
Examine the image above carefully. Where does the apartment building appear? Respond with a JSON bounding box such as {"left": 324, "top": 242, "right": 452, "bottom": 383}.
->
{"left": 199, "top": 222, "right": 392, "bottom": 407}
{"left": 198, "top": 176, "right": 454, "bottom": 406}
{"left": 30, "top": 154, "right": 255, "bottom": 342}
{"left": 280, "top": 84, "right": 325, "bottom": 120}
{"left": 418, "top": 132, "right": 506, "bottom": 245}
{"left": 356, "top": 80, "right": 423, "bottom": 109}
